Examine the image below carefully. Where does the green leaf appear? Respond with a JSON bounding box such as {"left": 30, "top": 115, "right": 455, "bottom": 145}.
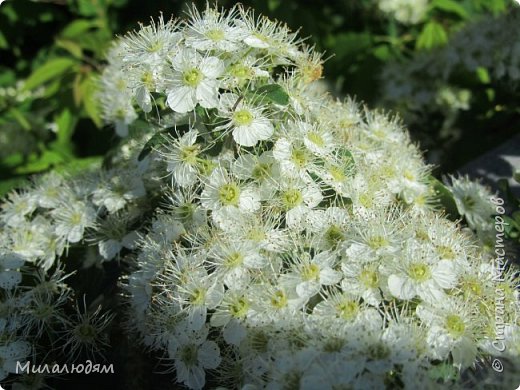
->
{"left": 514, "top": 170, "right": 520, "bottom": 184}
{"left": 138, "top": 125, "right": 191, "bottom": 161}
{"left": 15, "top": 150, "right": 65, "bottom": 175}
{"left": 372, "top": 45, "right": 391, "bottom": 61}
{"left": 8, "top": 108, "right": 31, "bottom": 131}
{"left": 328, "top": 32, "right": 372, "bottom": 60}
{"left": 82, "top": 74, "right": 102, "bottom": 127}
{"left": 0, "top": 177, "right": 28, "bottom": 197}
{"left": 249, "top": 84, "right": 289, "bottom": 105}
{"left": 416, "top": 22, "right": 448, "bottom": 50}
{"left": 430, "top": 0, "right": 469, "bottom": 19}
{"left": 23, "top": 57, "right": 77, "bottom": 91}
{"left": 75, "top": 0, "right": 103, "bottom": 17}
{"left": 0, "top": 30, "right": 8, "bottom": 50}
{"left": 55, "top": 108, "right": 76, "bottom": 146}
{"left": 55, "top": 156, "right": 102, "bottom": 175}
{"left": 61, "top": 19, "right": 98, "bottom": 39}
{"left": 56, "top": 39, "right": 83, "bottom": 59}
{"left": 267, "top": 0, "right": 281, "bottom": 11}
{"left": 476, "top": 67, "right": 490, "bottom": 84}
{"left": 429, "top": 176, "right": 460, "bottom": 219}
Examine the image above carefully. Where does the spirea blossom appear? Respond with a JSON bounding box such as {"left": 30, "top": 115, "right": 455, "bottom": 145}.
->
{"left": 1, "top": 4, "right": 518, "bottom": 389}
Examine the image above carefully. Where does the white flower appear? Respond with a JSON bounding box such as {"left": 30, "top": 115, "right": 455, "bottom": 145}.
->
{"left": 148, "top": 213, "right": 186, "bottom": 244}
{"left": 217, "top": 93, "right": 274, "bottom": 147}
{"left": 31, "top": 171, "right": 64, "bottom": 209}
{"left": 200, "top": 167, "right": 260, "bottom": 213}
{"left": 92, "top": 170, "right": 146, "bottom": 213}
{"left": 312, "top": 291, "right": 381, "bottom": 327}
{"left": 168, "top": 323, "right": 221, "bottom": 390}
{"left": 52, "top": 200, "right": 97, "bottom": 243}
{"left": 445, "top": 175, "right": 496, "bottom": 232}
{"left": 1, "top": 190, "right": 36, "bottom": 227}
{"left": 208, "top": 239, "right": 266, "bottom": 290}
{"left": 416, "top": 299, "right": 478, "bottom": 369}
{"left": 211, "top": 207, "right": 289, "bottom": 252}
{"left": 305, "top": 206, "right": 350, "bottom": 249}
{"left": 120, "top": 16, "right": 180, "bottom": 66}
{"left": 0, "top": 339, "right": 31, "bottom": 381}
{"left": 210, "top": 290, "right": 250, "bottom": 345}
{"left": 273, "top": 136, "right": 314, "bottom": 180}
{"left": 286, "top": 251, "right": 341, "bottom": 298}
{"left": 166, "top": 48, "right": 224, "bottom": 113}
{"left": 296, "top": 120, "right": 335, "bottom": 156}
{"left": 386, "top": 243, "right": 458, "bottom": 303}
{"left": 378, "top": 0, "right": 429, "bottom": 25}
{"left": 275, "top": 179, "right": 322, "bottom": 230}
{"left": 341, "top": 261, "right": 383, "bottom": 306}
{"left": 236, "top": 7, "right": 299, "bottom": 59}
{"left": 176, "top": 274, "right": 224, "bottom": 331}
{"left": 98, "top": 231, "right": 138, "bottom": 261}
{"left": 223, "top": 55, "right": 270, "bottom": 88}
{"left": 0, "top": 252, "right": 24, "bottom": 290}
{"left": 232, "top": 152, "right": 280, "bottom": 199}
{"left": 185, "top": 5, "right": 243, "bottom": 52}
{"left": 249, "top": 279, "right": 306, "bottom": 325}
{"left": 128, "top": 63, "right": 162, "bottom": 113}
{"left": 162, "top": 129, "right": 202, "bottom": 187}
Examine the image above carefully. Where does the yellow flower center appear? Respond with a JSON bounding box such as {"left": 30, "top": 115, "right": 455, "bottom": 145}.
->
{"left": 336, "top": 299, "right": 359, "bottom": 320}
{"left": 233, "top": 109, "right": 254, "bottom": 126}
{"left": 325, "top": 225, "right": 344, "bottom": 247}
{"left": 282, "top": 188, "right": 303, "bottom": 209}
{"left": 359, "top": 269, "right": 379, "bottom": 288}
{"left": 183, "top": 68, "right": 203, "bottom": 87}
{"left": 70, "top": 212, "right": 83, "bottom": 225}
{"left": 408, "top": 263, "right": 430, "bottom": 282}
{"left": 270, "top": 290, "right": 288, "bottom": 309}
{"left": 445, "top": 314, "right": 466, "bottom": 338}
{"left": 301, "top": 263, "right": 320, "bottom": 281}
{"left": 359, "top": 193, "right": 373, "bottom": 208}
{"left": 230, "top": 297, "right": 249, "bottom": 318}
{"left": 147, "top": 40, "right": 163, "bottom": 53}
{"left": 328, "top": 165, "right": 345, "bottom": 182}
{"left": 218, "top": 183, "right": 240, "bottom": 206}
{"left": 437, "top": 245, "right": 455, "bottom": 260}
{"left": 230, "top": 64, "right": 252, "bottom": 79}
{"left": 224, "top": 252, "right": 244, "bottom": 268}
{"left": 181, "top": 145, "right": 200, "bottom": 165}
{"left": 290, "top": 149, "right": 308, "bottom": 168}
{"left": 141, "top": 71, "right": 155, "bottom": 90}
{"left": 180, "top": 344, "right": 198, "bottom": 366}
{"left": 367, "top": 235, "right": 388, "bottom": 250}
{"left": 206, "top": 28, "right": 225, "bottom": 41}
{"left": 252, "top": 163, "right": 271, "bottom": 180}
{"left": 190, "top": 288, "right": 206, "bottom": 305}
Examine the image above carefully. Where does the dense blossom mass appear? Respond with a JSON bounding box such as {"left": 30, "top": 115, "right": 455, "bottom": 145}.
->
{"left": 1, "top": 4, "right": 519, "bottom": 389}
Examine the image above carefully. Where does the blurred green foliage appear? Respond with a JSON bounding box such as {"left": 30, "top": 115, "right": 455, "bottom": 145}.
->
{"left": 0, "top": 0, "right": 515, "bottom": 195}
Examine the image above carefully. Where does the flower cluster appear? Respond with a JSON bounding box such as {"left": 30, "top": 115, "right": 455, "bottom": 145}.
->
{"left": 102, "top": 4, "right": 519, "bottom": 389}
{"left": 0, "top": 139, "right": 156, "bottom": 385}
{"left": 1, "top": 4, "right": 519, "bottom": 389}
{"left": 377, "top": 0, "right": 430, "bottom": 25}
{"left": 380, "top": 9, "right": 520, "bottom": 127}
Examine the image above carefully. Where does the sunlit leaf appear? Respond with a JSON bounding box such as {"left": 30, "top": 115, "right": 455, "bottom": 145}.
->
{"left": 416, "top": 21, "right": 448, "bottom": 50}
{"left": 23, "top": 57, "right": 77, "bottom": 91}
